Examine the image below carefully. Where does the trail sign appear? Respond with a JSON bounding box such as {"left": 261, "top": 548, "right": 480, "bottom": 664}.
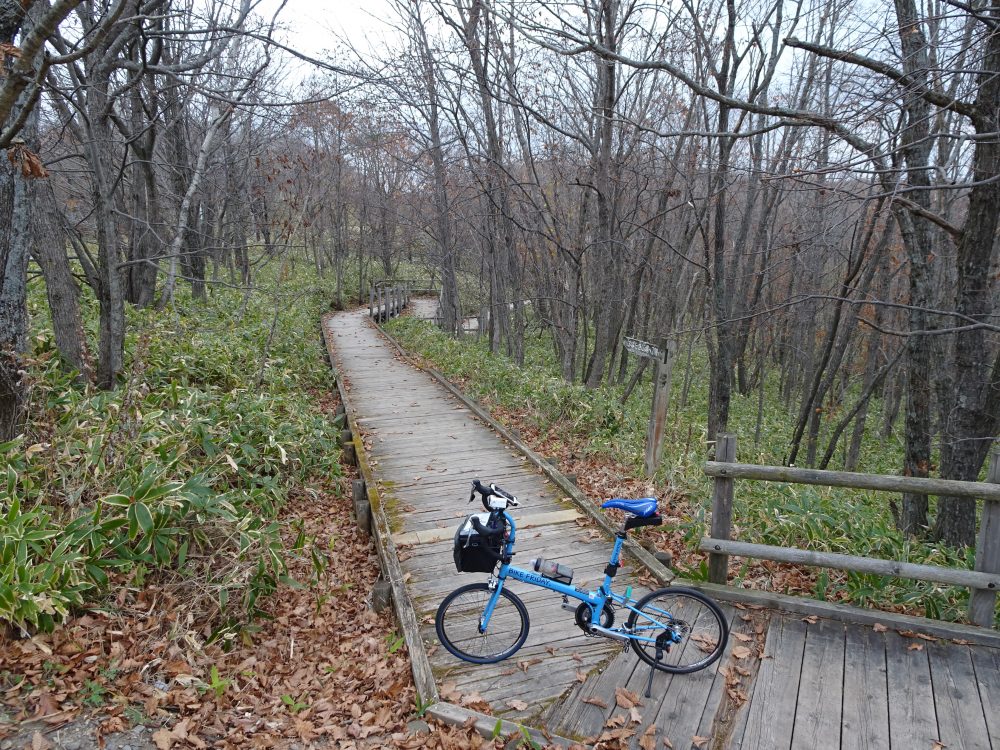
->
{"left": 623, "top": 337, "right": 664, "bottom": 361}
{"left": 622, "top": 336, "right": 676, "bottom": 477}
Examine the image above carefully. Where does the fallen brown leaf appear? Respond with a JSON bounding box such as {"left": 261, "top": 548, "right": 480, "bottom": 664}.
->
{"left": 731, "top": 646, "right": 752, "bottom": 660}
{"left": 873, "top": 623, "right": 888, "bottom": 633}
{"left": 152, "top": 728, "right": 174, "bottom": 750}
{"left": 583, "top": 697, "right": 608, "bottom": 709}
{"left": 606, "top": 713, "right": 627, "bottom": 729}
{"left": 615, "top": 686, "right": 641, "bottom": 709}
{"left": 692, "top": 735, "right": 710, "bottom": 748}
{"left": 639, "top": 725, "right": 657, "bottom": 750}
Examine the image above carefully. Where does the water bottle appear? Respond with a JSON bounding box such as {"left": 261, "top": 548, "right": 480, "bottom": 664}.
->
{"left": 529, "top": 557, "right": 574, "bottom": 584}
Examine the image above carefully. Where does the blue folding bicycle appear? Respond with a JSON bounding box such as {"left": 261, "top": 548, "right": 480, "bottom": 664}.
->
{"left": 436, "top": 480, "right": 729, "bottom": 690}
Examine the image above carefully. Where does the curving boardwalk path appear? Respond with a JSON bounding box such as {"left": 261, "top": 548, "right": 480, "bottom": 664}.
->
{"left": 324, "top": 306, "right": 1000, "bottom": 750}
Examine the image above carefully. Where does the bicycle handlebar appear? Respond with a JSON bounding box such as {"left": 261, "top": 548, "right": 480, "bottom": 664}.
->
{"left": 469, "top": 479, "right": 519, "bottom": 511}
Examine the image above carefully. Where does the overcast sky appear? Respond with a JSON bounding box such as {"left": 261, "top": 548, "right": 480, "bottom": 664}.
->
{"left": 256, "top": 0, "right": 396, "bottom": 62}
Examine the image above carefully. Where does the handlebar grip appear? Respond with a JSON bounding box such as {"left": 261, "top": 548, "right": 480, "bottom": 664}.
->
{"left": 470, "top": 516, "right": 504, "bottom": 538}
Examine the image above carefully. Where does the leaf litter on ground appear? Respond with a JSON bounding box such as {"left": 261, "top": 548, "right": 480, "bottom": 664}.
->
{"left": 0, "top": 393, "right": 526, "bottom": 749}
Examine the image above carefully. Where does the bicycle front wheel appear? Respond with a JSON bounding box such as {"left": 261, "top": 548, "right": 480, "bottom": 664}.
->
{"left": 627, "top": 586, "right": 728, "bottom": 674}
{"left": 435, "top": 583, "right": 530, "bottom": 664}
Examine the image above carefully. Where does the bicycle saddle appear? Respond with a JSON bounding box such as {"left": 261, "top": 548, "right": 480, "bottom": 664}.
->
{"left": 601, "top": 497, "right": 658, "bottom": 517}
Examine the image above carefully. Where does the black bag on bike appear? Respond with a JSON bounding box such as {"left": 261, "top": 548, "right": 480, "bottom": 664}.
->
{"left": 453, "top": 513, "right": 502, "bottom": 573}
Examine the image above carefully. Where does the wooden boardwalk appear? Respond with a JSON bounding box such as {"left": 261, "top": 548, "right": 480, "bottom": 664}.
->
{"left": 324, "top": 307, "right": 1000, "bottom": 750}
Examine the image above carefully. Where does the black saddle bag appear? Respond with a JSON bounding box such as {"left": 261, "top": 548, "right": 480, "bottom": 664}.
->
{"left": 453, "top": 513, "right": 502, "bottom": 573}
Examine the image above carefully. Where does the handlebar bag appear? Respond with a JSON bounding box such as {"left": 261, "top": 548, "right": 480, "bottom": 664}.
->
{"left": 453, "top": 512, "right": 503, "bottom": 573}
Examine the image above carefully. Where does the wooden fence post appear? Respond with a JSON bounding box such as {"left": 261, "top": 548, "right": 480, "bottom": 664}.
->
{"left": 708, "top": 433, "right": 737, "bottom": 584}
{"left": 352, "top": 479, "right": 371, "bottom": 537}
{"left": 970, "top": 448, "right": 1000, "bottom": 627}
{"left": 369, "top": 285, "right": 374, "bottom": 318}
{"left": 342, "top": 440, "right": 357, "bottom": 467}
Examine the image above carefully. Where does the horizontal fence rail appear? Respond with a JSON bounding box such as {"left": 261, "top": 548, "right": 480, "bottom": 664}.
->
{"left": 703, "top": 433, "right": 1000, "bottom": 629}
{"left": 704, "top": 461, "right": 1000, "bottom": 502}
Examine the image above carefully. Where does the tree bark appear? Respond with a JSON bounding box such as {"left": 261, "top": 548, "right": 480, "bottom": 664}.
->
{"left": 933, "top": 0, "right": 1000, "bottom": 546}
{"left": 31, "top": 180, "right": 91, "bottom": 380}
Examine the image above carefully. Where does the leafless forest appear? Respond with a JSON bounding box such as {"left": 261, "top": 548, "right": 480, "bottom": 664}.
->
{"left": 1, "top": 0, "right": 998, "bottom": 547}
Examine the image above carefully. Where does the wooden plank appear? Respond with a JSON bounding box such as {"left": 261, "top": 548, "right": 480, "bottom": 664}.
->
{"left": 644, "top": 606, "right": 740, "bottom": 749}
{"left": 700, "top": 537, "right": 1000, "bottom": 591}
{"left": 739, "top": 615, "right": 808, "bottom": 749}
{"left": 426, "top": 701, "right": 577, "bottom": 749}
{"left": 885, "top": 630, "right": 939, "bottom": 748}
{"left": 691, "top": 578, "right": 1000, "bottom": 648}
{"left": 790, "top": 618, "right": 845, "bottom": 750}
{"left": 927, "top": 641, "right": 991, "bottom": 750}
{"left": 970, "top": 645, "right": 1000, "bottom": 745}
{"left": 547, "top": 649, "right": 642, "bottom": 740}
{"left": 697, "top": 608, "right": 770, "bottom": 750}
{"left": 840, "top": 625, "right": 890, "bottom": 750}
{"left": 703, "top": 461, "right": 1000, "bottom": 501}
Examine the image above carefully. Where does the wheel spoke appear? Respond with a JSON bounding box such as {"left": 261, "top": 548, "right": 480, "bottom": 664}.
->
{"left": 628, "top": 588, "right": 728, "bottom": 674}
{"left": 436, "top": 583, "right": 529, "bottom": 664}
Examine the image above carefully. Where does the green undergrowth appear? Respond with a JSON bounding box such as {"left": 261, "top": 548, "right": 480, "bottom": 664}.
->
{"left": 3, "top": 265, "right": 344, "bottom": 637}
{"left": 384, "top": 316, "right": 989, "bottom": 626}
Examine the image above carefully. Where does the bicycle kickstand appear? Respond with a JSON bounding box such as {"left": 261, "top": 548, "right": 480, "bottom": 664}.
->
{"left": 644, "top": 648, "right": 662, "bottom": 699}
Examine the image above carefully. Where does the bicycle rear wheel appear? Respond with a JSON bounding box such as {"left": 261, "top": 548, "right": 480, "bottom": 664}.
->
{"left": 627, "top": 586, "right": 728, "bottom": 674}
{"left": 435, "top": 583, "right": 530, "bottom": 664}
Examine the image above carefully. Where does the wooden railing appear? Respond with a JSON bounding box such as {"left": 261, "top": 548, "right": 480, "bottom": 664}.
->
{"left": 368, "top": 282, "right": 410, "bottom": 322}
{"left": 701, "top": 433, "right": 1000, "bottom": 628}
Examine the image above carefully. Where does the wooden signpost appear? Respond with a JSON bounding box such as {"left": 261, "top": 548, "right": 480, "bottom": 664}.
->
{"left": 623, "top": 336, "right": 676, "bottom": 477}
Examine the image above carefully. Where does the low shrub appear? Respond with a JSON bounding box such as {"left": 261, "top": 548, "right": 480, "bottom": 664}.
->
{"left": 3, "top": 269, "right": 343, "bottom": 635}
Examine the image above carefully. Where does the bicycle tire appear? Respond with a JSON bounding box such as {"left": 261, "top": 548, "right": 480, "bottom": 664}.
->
{"left": 435, "top": 583, "right": 530, "bottom": 664}
{"left": 626, "top": 586, "right": 729, "bottom": 674}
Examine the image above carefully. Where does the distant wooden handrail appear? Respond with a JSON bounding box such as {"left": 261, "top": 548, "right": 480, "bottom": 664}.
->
{"left": 705, "top": 433, "right": 1000, "bottom": 629}
{"left": 368, "top": 283, "right": 410, "bottom": 322}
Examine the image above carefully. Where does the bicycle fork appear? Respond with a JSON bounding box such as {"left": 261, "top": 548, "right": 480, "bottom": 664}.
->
{"left": 478, "top": 577, "right": 505, "bottom": 633}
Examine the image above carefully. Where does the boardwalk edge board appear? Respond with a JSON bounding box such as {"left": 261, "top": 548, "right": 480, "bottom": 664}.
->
{"left": 319, "top": 317, "right": 439, "bottom": 705}
{"left": 321, "top": 315, "right": 580, "bottom": 747}
{"left": 374, "top": 315, "right": 1000, "bottom": 650}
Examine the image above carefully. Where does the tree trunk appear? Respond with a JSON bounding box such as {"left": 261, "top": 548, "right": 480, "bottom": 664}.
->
{"left": 933, "top": 3, "right": 1000, "bottom": 546}
{"left": 31, "top": 180, "right": 91, "bottom": 380}
{"left": 894, "top": 0, "right": 937, "bottom": 535}
{"left": 0, "top": 148, "right": 30, "bottom": 439}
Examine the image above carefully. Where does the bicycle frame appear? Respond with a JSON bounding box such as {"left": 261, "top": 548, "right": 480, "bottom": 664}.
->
{"left": 478, "top": 511, "right": 675, "bottom": 648}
